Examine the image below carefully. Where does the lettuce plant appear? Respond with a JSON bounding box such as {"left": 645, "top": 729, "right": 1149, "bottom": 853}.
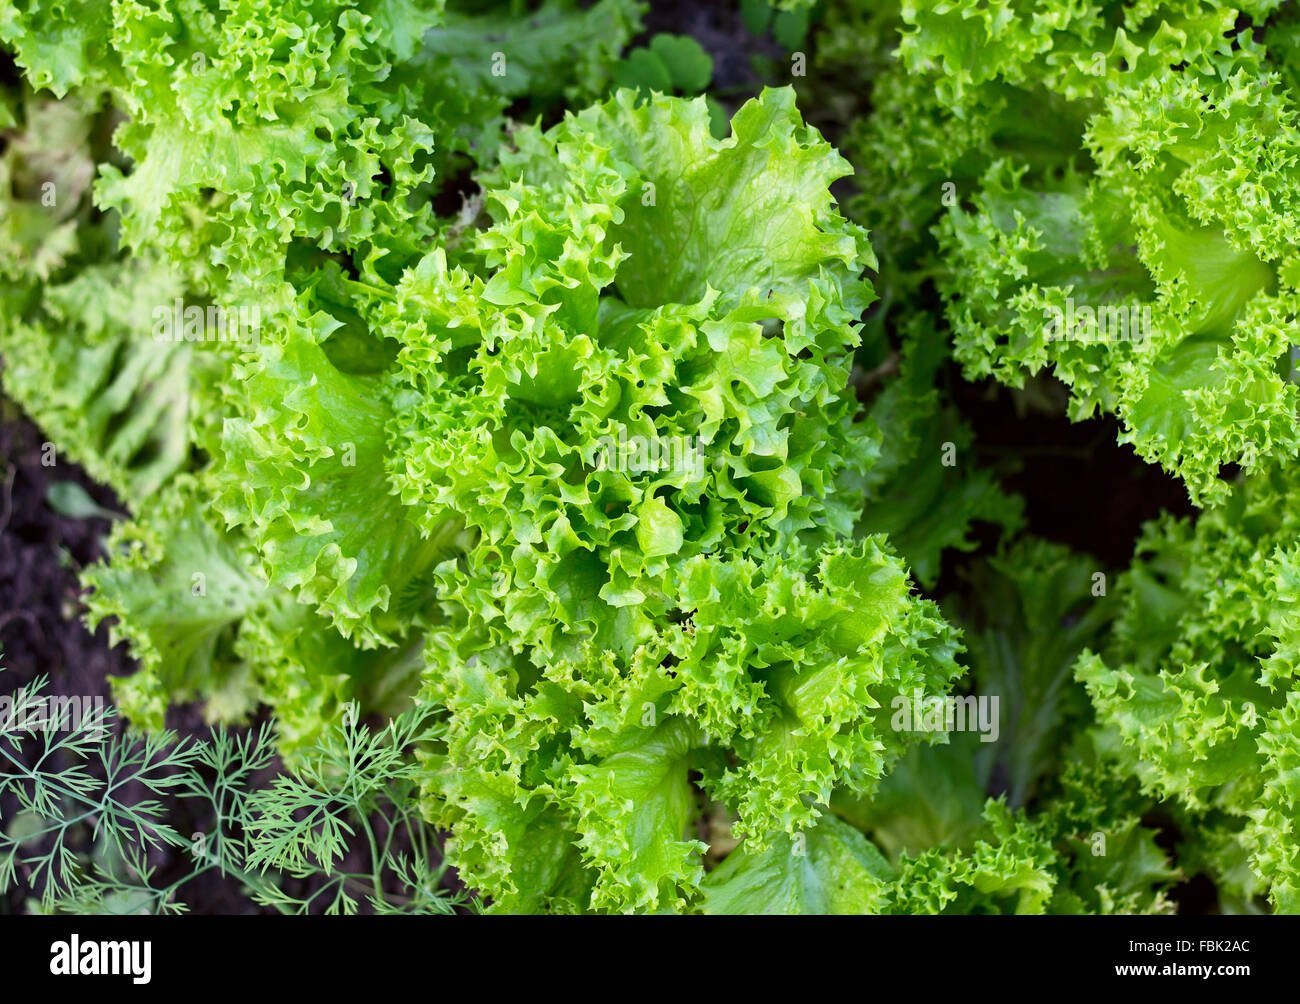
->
{"left": 1079, "top": 464, "right": 1300, "bottom": 912}
{"left": 827, "top": 0, "right": 1300, "bottom": 506}
{"left": 815, "top": 0, "right": 1300, "bottom": 913}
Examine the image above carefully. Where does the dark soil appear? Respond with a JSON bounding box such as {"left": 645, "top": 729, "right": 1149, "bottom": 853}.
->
{"left": 938, "top": 365, "right": 1196, "bottom": 575}
{"left": 639, "top": 0, "right": 786, "bottom": 94}
{"left": 0, "top": 408, "right": 128, "bottom": 699}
